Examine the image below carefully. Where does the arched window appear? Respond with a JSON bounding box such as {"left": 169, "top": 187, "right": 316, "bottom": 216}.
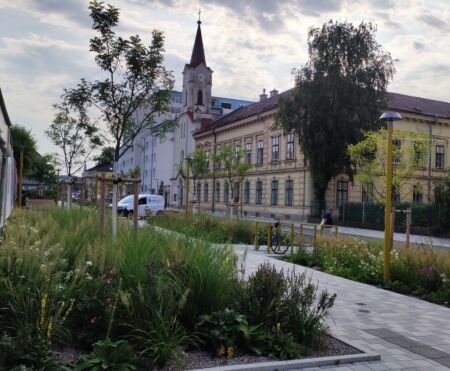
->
{"left": 197, "top": 90, "right": 203, "bottom": 105}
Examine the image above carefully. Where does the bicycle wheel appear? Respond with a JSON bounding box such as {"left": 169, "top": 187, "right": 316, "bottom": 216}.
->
{"left": 270, "top": 234, "right": 289, "bottom": 254}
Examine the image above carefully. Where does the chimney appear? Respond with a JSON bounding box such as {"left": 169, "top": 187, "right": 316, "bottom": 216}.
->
{"left": 259, "top": 88, "right": 267, "bottom": 101}
{"left": 270, "top": 89, "right": 278, "bottom": 97}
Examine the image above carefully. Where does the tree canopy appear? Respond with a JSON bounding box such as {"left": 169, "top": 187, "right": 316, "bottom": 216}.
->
{"left": 63, "top": 0, "right": 174, "bottom": 168}
{"left": 277, "top": 20, "right": 395, "bottom": 206}
{"left": 46, "top": 103, "right": 102, "bottom": 176}
{"left": 348, "top": 129, "right": 429, "bottom": 202}
{"left": 11, "top": 125, "right": 37, "bottom": 171}
{"left": 94, "top": 146, "right": 115, "bottom": 167}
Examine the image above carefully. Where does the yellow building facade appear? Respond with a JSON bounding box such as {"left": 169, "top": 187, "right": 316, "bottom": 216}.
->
{"left": 193, "top": 90, "right": 450, "bottom": 221}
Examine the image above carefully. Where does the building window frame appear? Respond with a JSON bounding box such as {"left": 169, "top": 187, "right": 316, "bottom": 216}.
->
{"left": 255, "top": 181, "right": 262, "bottom": 204}
{"left": 412, "top": 184, "right": 423, "bottom": 203}
{"left": 214, "top": 182, "right": 220, "bottom": 202}
{"left": 244, "top": 181, "right": 250, "bottom": 204}
{"left": 336, "top": 180, "right": 348, "bottom": 207}
{"left": 203, "top": 182, "right": 209, "bottom": 202}
{"left": 271, "top": 180, "right": 278, "bottom": 205}
{"left": 436, "top": 145, "right": 445, "bottom": 169}
{"left": 256, "top": 140, "right": 264, "bottom": 164}
{"left": 245, "top": 143, "right": 252, "bottom": 165}
{"left": 271, "top": 136, "right": 280, "bottom": 162}
{"left": 286, "top": 133, "right": 294, "bottom": 160}
{"left": 285, "top": 179, "right": 293, "bottom": 206}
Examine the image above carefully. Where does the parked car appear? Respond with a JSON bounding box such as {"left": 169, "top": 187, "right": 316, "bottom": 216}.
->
{"left": 116, "top": 194, "right": 164, "bottom": 217}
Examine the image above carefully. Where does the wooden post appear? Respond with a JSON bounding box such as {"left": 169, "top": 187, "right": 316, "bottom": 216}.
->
{"left": 112, "top": 179, "right": 118, "bottom": 240}
{"left": 266, "top": 224, "right": 271, "bottom": 253}
{"left": 17, "top": 149, "right": 24, "bottom": 208}
{"left": 61, "top": 183, "right": 65, "bottom": 208}
{"left": 406, "top": 208, "right": 411, "bottom": 248}
{"left": 133, "top": 181, "right": 139, "bottom": 234}
{"left": 313, "top": 225, "right": 317, "bottom": 249}
{"left": 68, "top": 182, "right": 73, "bottom": 210}
{"left": 290, "top": 223, "right": 295, "bottom": 255}
{"left": 254, "top": 222, "right": 259, "bottom": 250}
{"left": 299, "top": 224, "right": 304, "bottom": 248}
{"left": 390, "top": 207, "right": 395, "bottom": 250}
{"left": 80, "top": 182, "right": 84, "bottom": 210}
{"left": 99, "top": 178, "right": 106, "bottom": 239}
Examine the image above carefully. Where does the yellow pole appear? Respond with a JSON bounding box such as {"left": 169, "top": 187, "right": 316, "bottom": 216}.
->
{"left": 300, "top": 224, "right": 303, "bottom": 247}
{"left": 313, "top": 225, "right": 317, "bottom": 248}
{"left": 384, "top": 120, "right": 394, "bottom": 283}
{"left": 254, "top": 222, "right": 259, "bottom": 250}
{"left": 185, "top": 158, "right": 190, "bottom": 220}
{"left": 290, "top": 223, "right": 295, "bottom": 254}
{"left": 17, "top": 149, "right": 24, "bottom": 208}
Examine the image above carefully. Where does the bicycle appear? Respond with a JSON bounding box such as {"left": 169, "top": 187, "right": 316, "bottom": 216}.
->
{"left": 255, "top": 219, "right": 290, "bottom": 254}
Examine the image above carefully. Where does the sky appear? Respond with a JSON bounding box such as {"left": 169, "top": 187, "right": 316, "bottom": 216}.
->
{"left": 0, "top": 0, "right": 449, "bottom": 161}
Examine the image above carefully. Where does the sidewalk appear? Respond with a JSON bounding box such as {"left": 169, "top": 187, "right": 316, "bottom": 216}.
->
{"left": 235, "top": 244, "right": 450, "bottom": 370}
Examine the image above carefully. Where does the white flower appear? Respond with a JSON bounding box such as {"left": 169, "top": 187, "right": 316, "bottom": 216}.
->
{"left": 56, "top": 284, "right": 64, "bottom": 291}
{"left": 86, "top": 274, "right": 93, "bottom": 280}
{"left": 86, "top": 261, "right": 93, "bottom": 267}
{"left": 30, "top": 227, "right": 38, "bottom": 233}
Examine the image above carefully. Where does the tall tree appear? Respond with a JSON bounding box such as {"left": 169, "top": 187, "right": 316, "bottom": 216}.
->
{"left": 46, "top": 103, "right": 102, "bottom": 176}
{"left": 347, "top": 129, "right": 429, "bottom": 202}
{"left": 32, "top": 153, "right": 58, "bottom": 184}
{"left": 63, "top": 0, "right": 174, "bottom": 170}
{"left": 94, "top": 146, "right": 115, "bottom": 167}
{"left": 214, "top": 144, "right": 250, "bottom": 217}
{"left": 11, "top": 125, "right": 37, "bottom": 172}
{"left": 277, "top": 21, "right": 395, "bottom": 209}
{"left": 191, "top": 148, "right": 209, "bottom": 212}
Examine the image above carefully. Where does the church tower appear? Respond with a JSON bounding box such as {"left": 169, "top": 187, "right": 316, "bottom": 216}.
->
{"left": 182, "top": 17, "right": 213, "bottom": 117}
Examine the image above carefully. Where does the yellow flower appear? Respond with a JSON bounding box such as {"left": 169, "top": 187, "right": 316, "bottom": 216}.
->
{"left": 226, "top": 346, "right": 234, "bottom": 359}
{"left": 39, "top": 293, "right": 48, "bottom": 330}
{"left": 276, "top": 322, "right": 281, "bottom": 334}
{"left": 46, "top": 317, "right": 53, "bottom": 339}
{"left": 216, "top": 345, "right": 225, "bottom": 357}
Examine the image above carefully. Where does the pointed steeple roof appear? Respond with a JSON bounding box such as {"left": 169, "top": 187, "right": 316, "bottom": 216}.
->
{"left": 189, "top": 20, "right": 206, "bottom": 68}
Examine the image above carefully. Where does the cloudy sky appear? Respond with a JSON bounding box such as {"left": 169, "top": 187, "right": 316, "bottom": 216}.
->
{"left": 0, "top": 0, "right": 449, "bottom": 159}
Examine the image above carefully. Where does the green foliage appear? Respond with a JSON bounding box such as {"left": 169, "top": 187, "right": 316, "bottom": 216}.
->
{"left": 63, "top": 0, "right": 174, "bottom": 163}
{"left": 150, "top": 212, "right": 254, "bottom": 244}
{"left": 94, "top": 147, "right": 115, "bottom": 167}
{"left": 237, "top": 263, "right": 336, "bottom": 347}
{"left": 46, "top": 103, "right": 102, "bottom": 176}
{"left": 32, "top": 154, "right": 58, "bottom": 183}
{"left": 75, "top": 338, "right": 136, "bottom": 371}
{"left": 434, "top": 169, "right": 450, "bottom": 231}
{"left": 277, "top": 20, "right": 394, "bottom": 203}
{"left": 197, "top": 308, "right": 259, "bottom": 357}
{"left": 287, "top": 237, "right": 450, "bottom": 306}
{"left": 348, "top": 129, "right": 430, "bottom": 202}
{"left": 11, "top": 125, "right": 37, "bottom": 171}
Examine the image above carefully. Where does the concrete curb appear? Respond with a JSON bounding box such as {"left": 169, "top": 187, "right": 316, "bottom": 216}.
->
{"left": 193, "top": 352, "right": 380, "bottom": 371}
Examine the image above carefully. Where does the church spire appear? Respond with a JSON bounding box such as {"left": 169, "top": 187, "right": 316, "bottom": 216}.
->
{"left": 189, "top": 13, "right": 206, "bottom": 68}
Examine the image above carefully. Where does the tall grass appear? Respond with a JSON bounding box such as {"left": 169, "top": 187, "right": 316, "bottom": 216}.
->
{"left": 150, "top": 212, "right": 254, "bottom": 244}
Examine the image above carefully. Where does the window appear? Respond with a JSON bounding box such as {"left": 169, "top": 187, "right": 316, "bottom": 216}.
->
{"left": 235, "top": 145, "right": 241, "bottom": 162}
{"left": 244, "top": 181, "right": 250, "bottom": 204}
{"left": 393, "top": 139, "right": 401, "bottom": 165}
{"left": 272, "top": 136, "right": 280, "bottom": 161}
{"left": 203, "top": 182, "right": 209, "bottom": 202}
{"left": 245, "top": 143, "right": 252, "bottom": 164}
{"left": 436, "top": 145, "right": 445, "bottom": 169}
{"left": 214, "top": 182, "right": 220, "bottom": 202}
{"left": 255, "top": 181, "right": 262, "bottom": 204}
{"left": 286, "top": 133, "right": 294, "bottom": 160}
{"left": 336, "top": 180, "right": 348, "bottom": 207}
{"left": 224, "top": 182, "right": 229, "bottom": 203}
{"left": 197, "top": 90, "right": 203, "bottom": 105}
{"left": 271, "top": 180, "right": 278, "bottom": 205}
{"left": 214, "top": 147, "right": 221, "bottom": 169}
{"left": 285, "top": 180, "right": 293, "bottom": 206}
{"left": 197, "top": 183, "right": 201, "bottom": 202}
{"left": 205, "top": 150, "right": 210, "bottom": 169}
{"left": 221, "top": 102, "right": 232, "bottom": 109}
{"left": 361, "top": 185, "right": 372, "bottom": 203}
{"left": 413, "top": 185, "right": 423, "bottom": 203}
{"left": 257, "top": 140, "right": 264, "bottom": 164}
{"left": 414, "top": 142, "right": 425, "bottom": 167}
{"left": 392, "top": 185, "right": 401, "bottom": 203}
{"left": 138, "top": 197, "right": 147, "bottom": 205}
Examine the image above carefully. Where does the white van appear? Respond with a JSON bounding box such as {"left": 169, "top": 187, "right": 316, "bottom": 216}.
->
{"left": 117, "top": 194, "right": 164, "bottom": 217}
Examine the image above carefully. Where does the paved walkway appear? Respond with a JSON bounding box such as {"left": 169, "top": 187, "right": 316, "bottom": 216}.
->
{"left": 234, "top": 245, "right": 450, "bottom": 370}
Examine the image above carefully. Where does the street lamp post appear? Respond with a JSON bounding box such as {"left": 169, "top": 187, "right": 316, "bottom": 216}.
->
{"left": 379, "top": 111, "right": 402, "bottom": 283}
{"left": 184, "top": 156, "right": 191, "bottom": 219}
